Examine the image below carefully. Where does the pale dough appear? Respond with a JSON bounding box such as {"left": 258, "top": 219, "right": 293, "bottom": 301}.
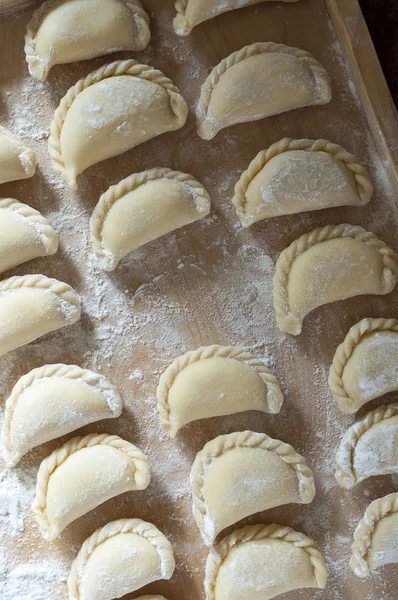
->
{"left": 32, "top": 433, "right": 151, "bottom": 541}
{"left": 273, "top": 224, "right": 398, "bottom": 336}
{"left": 157, "top": 345, "right": 283, "bottom": 437}
{"left": 190, "top": 431, "right": 315, "bottom": 545}
{"left": 350, "top": 493, "right": 398, "bottom": 577}
{"left": 335, "top": 403, "right": 398, "bottom": 489}
{"left": 0, "top": 126, "right": 36, "bottom": 184}
{"left": 233, "top": 138, "right": 373, "bottom": 226}
{"left": 90, "top": 168, "right": 211, "bottom": 271}
{"left": 49, "top": 60, "right": 188, "bottom": 189}
{"left": 0, "top": 198, "right": 58, "bottom": 274}
{"left": 0, "top": 274, "right": 81, "bottom": 357}
{"left": 68, "top": 519, "right": 175, "bottom": 600}
{"left": 25, "top": 0, "right": 150, "bottom": 81}
{"left": 329, "top": 317, "right": 398, "bottom": 413}
{"left": 174, "top": 0, "right": 299, "bottom": 35}
{"left": 2, "top": 364, "right": 123, "bottom": 466}
{"left": 196, "top": 42, "right": 331, "bottom": 140}
{"left": 205, "top": 524, "right": 328, "bottom": 600}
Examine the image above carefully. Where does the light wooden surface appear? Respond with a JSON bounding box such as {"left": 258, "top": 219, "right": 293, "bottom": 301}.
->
{"left": 0, "top": 1, "right": 397, "bottom": 599}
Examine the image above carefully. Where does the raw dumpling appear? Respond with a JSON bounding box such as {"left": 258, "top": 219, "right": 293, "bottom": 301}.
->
{"left": 329, "top": 318, "right": 398, "bottom": 414}
{"left": 233, "top": 138, "right": 373, "bottom": 226}
{"left": 32, "top": 433, "right": 151, "bottom": 541}
{"left": 0, "top": 126, "right": 36, "bottom": 184}
{"left": 191, "top": 430, "right": 315, "bottom": 545}
{"left": 174, "top": 0, "right": 299, "bottom": 35}
{"left": 49, "top": 60, "right": 188, "bottom": 189}
{"left": 335, "top": 403, "right": 398, "bottom": 489}
{"left": 25, "top": 0, "right": 150, "bottom": 81}
{"left": 0, "top": 198, "right": 58, "bottom": 274}
{"left": 2, "top": 364, "right": 123, "bottom": 466}
{"left": 90, "top": 168, "right": 211, "bottom": 271}
{"left": 205, "top": 523, "right": 328, "bottom": 600}
{"left": 68, "top": 518, "right": 175, "bottom": 600}
{"left": 273, "top": 224, "right": 398, "bottom": 336}
{"left": 196, "top": 42, "right": 331, "bottom": 140}
{"left": 157, "top": 345, "right": 283, "bottom": 437}
{"left": 0, "top": 274, "right": 81, "bottom": 357}
{"left": 350, "top": 493, "right": 398, "bottom": 577}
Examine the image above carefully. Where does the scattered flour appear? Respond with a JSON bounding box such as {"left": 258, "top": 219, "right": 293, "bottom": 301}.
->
{"left": 0, "top": 1, "right": 397, "bottom": 599}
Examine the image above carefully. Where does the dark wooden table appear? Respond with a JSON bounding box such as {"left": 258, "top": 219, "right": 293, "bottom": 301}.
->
{"left": 359, "top": 0, "right": 398, "bottom": 106}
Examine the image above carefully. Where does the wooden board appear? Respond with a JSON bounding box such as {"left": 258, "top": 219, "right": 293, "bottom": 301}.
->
{"left": 0, "top": 1, "right": 397, "bottom": 599}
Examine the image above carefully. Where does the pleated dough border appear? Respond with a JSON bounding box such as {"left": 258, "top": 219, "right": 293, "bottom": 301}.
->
{"left": 273, "top": 224, "right": 398, "bottom": 333}
{"left": 335, "top": 403, "right": 398, "bottom": 489}
{"left": 328, "top": 318, "right": 398, "bottom": 412}
{"left": 205, "top": 523, "right": 328, "bottom": 600}
{"left": 157, "top": 344, "right": 284, "bottom": 434}
{"left": 68, "top": 518, "right": 175, "bottom": 600}
{"left": 24, "top": 0, "right": 150, "bottom": 80}
{"left": 350, "top": 493, "right": 398, "bottom": 577}
{"left": 233, "top": 138, "right": 373, "bottom": 224}
{"left": 0, "top": 274, "right": 80, "bottom": 310}
{"left": 48, "top": 60, "right": 188, "bottom": 187}
{"left": 32, "top": 433, "right": 150, "bottom": 539}
{"left": 191, "top": 431, "right": 316, "bottom": 542}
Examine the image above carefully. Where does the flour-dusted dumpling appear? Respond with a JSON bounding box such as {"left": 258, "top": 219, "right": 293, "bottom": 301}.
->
{"left": 68, "top": 519, "right": 175, "bottom": 600}
{"left": 191, "top": 431, "right": 315, "bottom": 545}
{"left": 350, "top": 493, "right": 398, "bottom": 578}
{"left": 2, "top": 364, "right": 123, "bottom": 466}
{"left": 0, "top": 126, "right": 36, "bottom": 184}
{"left": 32, "top": 434, "right": 150, "bottom": 541}
{"left": 49, "top": 60, "right": 188, "bottom": 189}
{"left": 335, "top": 404, "right": 398, "bottom": 489}
{"left": 90, "top": 168, "right": 211, "bottom": 271}
{"left": 233, "top": 138, "right": 373, "bottom": 226}
{"left": 196, "top": 42, "right": 331, "bottom": 140}
{"left": 173, "top": 0, "right": 299, "bottom": 35}
{"left": 25, "top": 0, "right": 150, "bottom": 81}
{"left": 273, "top": 224, "right": 398, "bottom": 336}
{"left": 205, "top": 524, "right": 328, "bottom": 600}
{"left": 157, "top": 345, "right": 283, "bottom": 437}
{"left": 0, "top": 274, "right": 81, "bottom": 357}
{"left": 0, "top": 198, "right": 58, "bottom": 275}
{"left": 329, "top": 318, "right": 398, "bottom": 414}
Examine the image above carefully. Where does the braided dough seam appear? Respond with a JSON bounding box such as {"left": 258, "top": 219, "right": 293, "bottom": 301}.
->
{"left": 329, "top": 318, "right": 398, "bottom": 412}
{"left": 0, "top": 274, "right": 80, "bottom": 313}
{"left": 156, "top": 345, "right": 284, "bottom": 435}
{"left": 350, "top": 493, "right": 398, "bottom": 577}
{"left": 68, "top": 518, "right": 175, "bottom": 599}
{"left": 233, "top": 138, "right": 373, "bottom": 224}
{"left": 90, "top": 168, "right": 210, "bottom": 270}
{"left": 273, "top": 224, "right": 398, "bottom": 336}
{"left": 191, "top": 431, "right": 315, "bottom": 544}
{"left": 24, "top": 0, "right": 150, "bottom": 81}
{"left": 196, "top": 42, "right": 330, "bottom": 140}
{"left": 2, "top": 364, "right": 122, "bottom": 464}
{"left": 205, "top": 523, "right": 328, "bottom": 599}
{"left": 48, "top": 60, "right": 187, "bottom": 189}
{"left": 335, "top": 403, "right": 398, "bottom": 489}
{"left": 0, "top": 198, "right": 58, "bottom": 254}
{"left": 32, "top": 433, "right": 150, "bottom": 540}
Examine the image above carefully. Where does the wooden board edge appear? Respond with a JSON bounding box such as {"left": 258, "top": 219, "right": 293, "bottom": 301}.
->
{"left": 325, "top": 0, "right": 398, "bottom": 197}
